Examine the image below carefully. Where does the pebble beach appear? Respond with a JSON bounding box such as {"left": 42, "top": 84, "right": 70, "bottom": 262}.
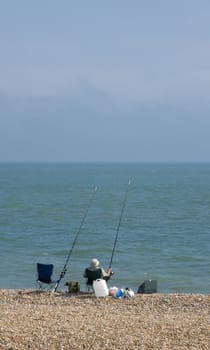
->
{"left": 0, "top": 290, "right": 210, "bottom": 349}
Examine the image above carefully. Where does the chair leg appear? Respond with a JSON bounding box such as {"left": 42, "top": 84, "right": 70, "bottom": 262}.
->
{"left": 87, "top": 284, "right": 94, "bottom": 292}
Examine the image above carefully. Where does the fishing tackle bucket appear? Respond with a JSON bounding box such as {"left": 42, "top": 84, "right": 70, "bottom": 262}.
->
{"left": 93, "top": 279, "right": 109, "bottom": 297}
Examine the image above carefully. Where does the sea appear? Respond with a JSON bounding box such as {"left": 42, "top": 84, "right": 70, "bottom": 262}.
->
{"left": 1, "top": 163, "right": 210, "bottom": 294}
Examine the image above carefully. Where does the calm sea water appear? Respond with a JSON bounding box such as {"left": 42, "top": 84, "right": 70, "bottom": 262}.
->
{"left": 0, "top": 163, "right": 210, "bottom": 294}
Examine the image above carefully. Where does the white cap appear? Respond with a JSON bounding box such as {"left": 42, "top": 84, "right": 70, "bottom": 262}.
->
{"left": 90, "top": 258, "right": 99, "bottom": 268}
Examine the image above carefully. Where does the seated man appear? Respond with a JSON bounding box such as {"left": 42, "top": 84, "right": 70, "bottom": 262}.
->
{"left": 83, "top": 258, "right": 112, "bottom": 287}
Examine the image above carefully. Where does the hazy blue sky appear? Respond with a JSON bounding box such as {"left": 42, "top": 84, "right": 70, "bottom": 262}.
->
{"left": 1, "top": 1, "right": 210, "bottom": 162}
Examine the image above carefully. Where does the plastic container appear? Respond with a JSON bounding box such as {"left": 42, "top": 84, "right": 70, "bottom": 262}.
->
{"left": 93, "top": 279, "right": 109, "bottom": 297}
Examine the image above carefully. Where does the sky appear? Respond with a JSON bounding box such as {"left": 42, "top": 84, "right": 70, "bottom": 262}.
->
{"left": 1, "top": 1, "right": 210, "bottom": 162}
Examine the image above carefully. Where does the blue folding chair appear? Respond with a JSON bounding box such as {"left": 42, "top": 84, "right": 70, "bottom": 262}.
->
{"left": 36, "top": 263, "right": 59, "bottom": 290}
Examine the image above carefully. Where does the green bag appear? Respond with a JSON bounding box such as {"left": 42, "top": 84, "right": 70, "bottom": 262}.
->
{"left": 65, "top": 281, "right": 80, "bottom": 293}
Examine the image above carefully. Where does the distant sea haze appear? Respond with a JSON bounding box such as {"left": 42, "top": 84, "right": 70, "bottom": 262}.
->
{"left": 1, "top": 163, "right": 210, "bottom": 293}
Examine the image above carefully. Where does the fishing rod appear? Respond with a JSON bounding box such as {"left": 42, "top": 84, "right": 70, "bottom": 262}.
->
{"left": 108, "top": 180, "right": 131, "bottom": 269}
{"left": 53, "top": 186, "right": 98, "bottom": 292}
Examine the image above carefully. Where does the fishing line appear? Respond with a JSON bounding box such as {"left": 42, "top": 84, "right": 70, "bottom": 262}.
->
{"left": 53, "top": 186, "right": 98, "bottom": 292}
{"left": 108, "top": 180, "right": 131, "bottom": 269}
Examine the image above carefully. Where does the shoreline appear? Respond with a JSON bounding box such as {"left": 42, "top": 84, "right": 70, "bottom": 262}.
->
{"left": 0, "top": 289, "right": 210, "bottom": 349}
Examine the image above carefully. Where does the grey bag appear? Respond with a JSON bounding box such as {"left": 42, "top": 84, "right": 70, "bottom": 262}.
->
{"left": 137, "top": 280, "right": 157, "bottom": 294}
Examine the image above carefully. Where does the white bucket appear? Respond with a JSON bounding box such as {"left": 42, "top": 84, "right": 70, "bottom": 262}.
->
{"left": 93, "top": 279, "right": 109, "bottom": 297}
